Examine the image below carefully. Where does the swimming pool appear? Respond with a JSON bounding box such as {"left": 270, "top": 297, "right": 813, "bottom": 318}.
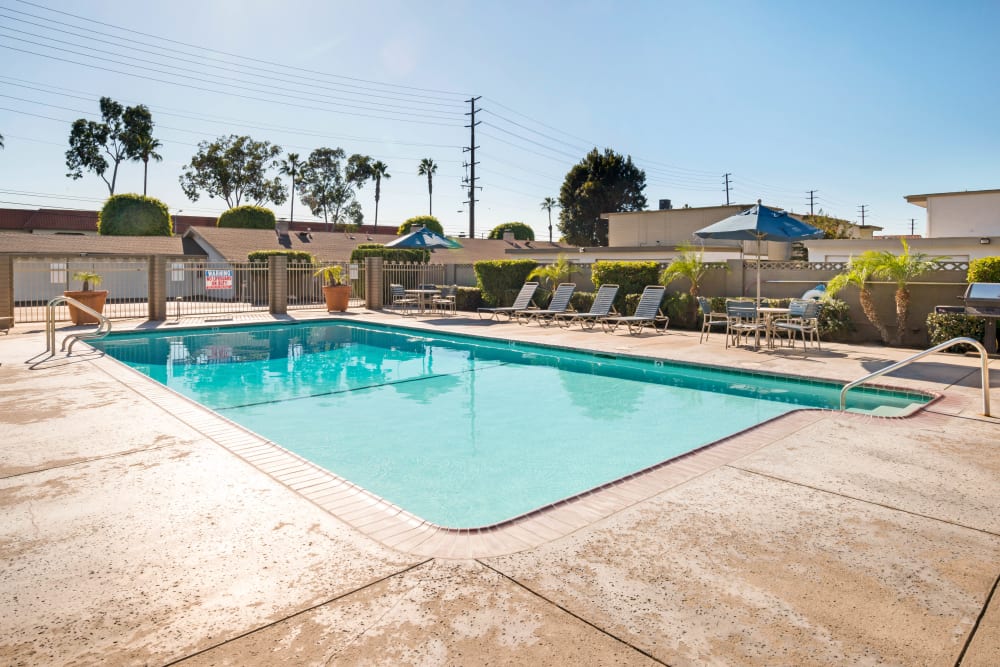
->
{"left": 91, "top": 321, "right": 930, "bottom": 527}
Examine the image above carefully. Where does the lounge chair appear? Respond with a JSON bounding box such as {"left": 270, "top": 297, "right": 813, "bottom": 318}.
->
{"left": 773, "top": 299, "right": 822, "bottom": 350}
{"left": 555, "top": 284, "right": 619, "bottom": 329}
{"left": 600, "top": 285, "right": 668, "bottom": 335}
{"left": 389, "top": 283, "right": 418, "bottom": 316}
{"left": 516, "top": 283, "right": 576, "bottom": 326}
{"left": 725, "top": 300, "right": 765, "bottom": 348}
{"left": 477, "top": 282, "right": 539, "bottom": 321}
{"left": 698, "top": 296, "right": 728, "bottom": 343}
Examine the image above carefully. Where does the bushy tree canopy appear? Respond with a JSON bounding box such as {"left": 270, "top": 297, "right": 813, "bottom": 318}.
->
{"left": 179, "top": 135, "right": 286, "bottom": 208}
{"left": 488, "top": 222, "right": 535, "bottom": 241}
{"left": 217, "top": 205, "right": 276, "bottom": 230}
{"left": 558, "top": 148, "right": 647, "bottom": 246}
{"left": 66, "top": 97, "right": 155, "bottom": 195}
{"left": 398, "top": 215, "right": 443, "bottom": 235}
{"left": 299, "top": 147, "right": 360, "bottom": 228}
{"left": 97, "top": 193, "right": 171, "bottom": 236}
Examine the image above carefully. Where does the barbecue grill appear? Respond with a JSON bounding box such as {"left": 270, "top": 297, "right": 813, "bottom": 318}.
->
{"left": 961, "top": 282, "right": 1000, "bottom": 354}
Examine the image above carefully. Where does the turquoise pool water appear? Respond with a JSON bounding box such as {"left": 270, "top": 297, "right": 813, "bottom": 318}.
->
{"left": 91, "top": 322, "right": 929, "bottom": 527}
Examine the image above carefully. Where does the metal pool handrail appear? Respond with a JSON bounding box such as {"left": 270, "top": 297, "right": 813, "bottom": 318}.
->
{"left": 45, "top": 295, "right": 113, "bottom": 356}
{"left": 840, "top": 337, "right": 991, "bottom": 417}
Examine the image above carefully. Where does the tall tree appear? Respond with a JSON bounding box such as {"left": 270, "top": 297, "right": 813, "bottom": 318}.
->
{"left": 179, "top": 135, "right": 286, "bottom": 208}
{"left": 417, "top": 158, "right": 437, "bottom": 216}
{"left": 558, "top": 148, "right": 647, "bottom": 246}
{"left": 827, "top": 252, "right": 890, "bottom": 344}
{"left": 130, "top": 135, "right": 162, "bottom": 196}
{"left": 540, "top": 196, "right": 558, "bottom": 242}
{"left": 871, "top": 239, "right": 938, "bottom": 345}
{"left": 300, "top": 147, "right": 359, "bottom": 228}
{"left": 278, "top": 152, "right": 302, "bottom": 223}
{"left": 66, "top": 97, "right": 152, "bottom": 195}
{"left": 369, "top": 160, "right": 390, "bottom": 227}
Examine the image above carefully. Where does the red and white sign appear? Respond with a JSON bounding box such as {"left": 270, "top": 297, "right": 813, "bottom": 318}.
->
{"left": 205, "top": 269, "right": 233, "bottom": 290}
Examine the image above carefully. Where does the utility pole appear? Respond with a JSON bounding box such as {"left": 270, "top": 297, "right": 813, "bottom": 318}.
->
{"left": 723, "top": 173, "right": 732, "bottom": 206}
{"left": 807, "top": 190, "right": 817, "bottom": 216}
{"left": 910, "top": 218, "right": 916, "bottom": 235}
{"left": 858, "top": 204, "right": 868, "bottom": 229}
{"left": 464, "top": 96, "right": 481, "bottom": 239}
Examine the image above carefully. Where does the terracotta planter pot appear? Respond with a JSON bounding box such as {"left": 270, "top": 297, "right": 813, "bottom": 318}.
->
{"left": 64, "top": 290, "right": 108, "bottom": 324}
{"left": 322, "top": 285, "right": 351, "bottom": 312}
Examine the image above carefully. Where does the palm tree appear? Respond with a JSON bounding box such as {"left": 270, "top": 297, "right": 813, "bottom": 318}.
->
{"left": 417, "top": 158, "right": 437, "bottom": 216}
{"left": 370, "top": 160, "right": 390, "bottom": 227}
{"left": 827, "top": 251, "right": 890, "bottom": 344}
{"left": 528, "top": 254, "right": 573, "bottom": 303}
{"left": 659, "top": 243, "right": 708, "bottom": 297}
{"left": 540, "top": 197, "right": 557, "bottom": 242}
{"left": 279, "top": 152, "right": 301, "bottom": 223}
{"left": 871, "top": 239, "right": 938, "bottom": 345}
{"left": 132, "top": 135, "right": 162, "bottom": 196}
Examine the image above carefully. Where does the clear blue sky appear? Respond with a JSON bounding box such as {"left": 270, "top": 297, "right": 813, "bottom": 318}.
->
{"left": 1, "top": 0, "right": 997, "bottom": 238}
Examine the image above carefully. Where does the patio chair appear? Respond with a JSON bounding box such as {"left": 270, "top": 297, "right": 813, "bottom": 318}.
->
{"left": 600, "top": 285, "right": 668, "bottom": 335}
{"left": 516, "top": 283, "right": 576, "bottom": 326}
{"left": 389, "top": 283, "right": 418, "bottom": 316}
{"left": 725, "top": 300, "right": 765, "bottom": 348}
{"left": 432, "top": 285, "right": 458, "bottom": 315}
{"left": 773, "top": 299, "right": 822, "bottom": 350}
{"left": 555, "top": 284, "right": 620, "bottom": 329}
{"left": 698, "top": 296, "right": 728, "bottom": 343}
{"left": 477, "top": 282, "right": 539, "bottom": 321}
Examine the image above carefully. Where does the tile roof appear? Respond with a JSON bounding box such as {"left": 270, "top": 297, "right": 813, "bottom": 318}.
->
{"left": 0, "top": 231, "right": 192, "bottom": 256}
{"left": 185, "top": 227, "right": 573, "bottom": 263}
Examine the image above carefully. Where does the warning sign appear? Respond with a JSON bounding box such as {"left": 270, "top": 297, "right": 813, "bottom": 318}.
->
{"left": 205, "top": 269, "right": 233, "bottom": 290}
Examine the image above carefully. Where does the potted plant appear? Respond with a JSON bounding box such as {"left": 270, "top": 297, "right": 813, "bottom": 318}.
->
{"left": 314, "top": 264, "right": 351, "bottom": 312}
{"left": 64, "top": 271, "right": 109, "bottom": 324}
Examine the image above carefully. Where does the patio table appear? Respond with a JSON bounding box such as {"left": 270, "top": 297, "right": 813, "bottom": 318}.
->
{"left": 404, "top": 289, "right": 441, "bottom": 315}
{"left": 757, "top": 306, "right": 790, "bottom": 349}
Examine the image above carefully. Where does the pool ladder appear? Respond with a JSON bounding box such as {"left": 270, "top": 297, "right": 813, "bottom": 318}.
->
{"left": 43, "top": 295, "right": 113, "bottom": 356}
{"left": 840, "top": 337, "right": 991, "bottom": 417}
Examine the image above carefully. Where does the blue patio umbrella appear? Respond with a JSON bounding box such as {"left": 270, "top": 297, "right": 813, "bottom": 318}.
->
{"left": 384, "top": 227, "right": 462, "bottom": 249}
{"left": 694, "top": 201, "right": 824, "bottom": 303}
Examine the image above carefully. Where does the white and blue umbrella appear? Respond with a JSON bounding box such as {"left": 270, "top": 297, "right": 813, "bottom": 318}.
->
{"left": 385, "top": 227, "right": 462, "bottom": 249}
{"left": 694, "top": 201, "right": 824, "bottom": 303}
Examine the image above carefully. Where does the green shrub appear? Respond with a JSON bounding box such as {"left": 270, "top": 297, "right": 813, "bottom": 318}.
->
{"left": 455, "top": 287, "right": 482, "bottom": 311}
{"left": 398, "top": 215, "right": 443, "bottom": 235}
{"left": 591, "top": 261, "right": 660, "bottom": 312}
{"left": 570, "top": 291, "right": 595, "bottom": 314}
{"left": 349, "top": 244, "right": 430, "bottom": 263}
{"left": 817, "top": 298, "right": 854, "bottom": 341}
{"left": 218, "top": 205, "right": 275, "bottom": 229}
{"left": 474, "top": 259, "right": 539, "bottom": 306}
{"left": 663, "top": 293, "right": 697, "bottom": 329}
{"left": 487, "top": 222, "right": 535, "bottom": 241}
{"left": 97, "top": 193, "right": 172, "bottom": 236}
{"left": 968, "top": 256, "right": 1000, "bottom": 283}
{"left": 926, "top": 313, "right": 986, "bottom": 352}
{"left": 247, "top": 250, "right": 315, "bottom": 263}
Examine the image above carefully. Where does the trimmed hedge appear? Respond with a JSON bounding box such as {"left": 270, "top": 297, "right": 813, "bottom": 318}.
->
{"left": 97, "top": 193, "right": 172, "bottom": 236}
{"left": 247, "top": 250, "right": 315, "bottom": 263}
{"left": 926, "top": 313, "right": 987, "bottom": 352}
{"left": 398, "top": 215, "right": 443, "bottom": 235}
{"left": 474, "top": 259, "right": 539, "bottom": 306}
{"left": 455, "top": 287, "right": 482, "bottom": 311}
{"left": 968, "top": 256, "right": 1000, "bottom": 283}
{"left": 663, "top": 293, "right": 697, "bottom": 329}
{"left": 349, "top": 244, "right": 430, "bottom": 263}
{"left": 591, "top": 261, "right": 660, "bottom": 312}
{"left": 570, "top": 291, "right": 595, "bottom": 314}
{"left": 218, "top": 205, "right": 276, "bottom": 229}
{"left": 488, "top": 222, "right": 535, "bottom": 241}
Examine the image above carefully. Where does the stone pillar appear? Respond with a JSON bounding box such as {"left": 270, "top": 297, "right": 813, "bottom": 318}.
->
{"left": 269, "top": 255, "right": 288, "bottom": 315}
{"left": 148, "top": 255, "right": 168, "bottom": 321}
{"left": 0, "top": 255, "right": 13, "bottom": 321}
{"left": 365, "top": 256, "right": 383, "bottom": 310}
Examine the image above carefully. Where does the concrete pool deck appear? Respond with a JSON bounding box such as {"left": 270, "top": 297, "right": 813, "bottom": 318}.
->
{"left": 1, "top": 309, "right": 998, "bottom": 665}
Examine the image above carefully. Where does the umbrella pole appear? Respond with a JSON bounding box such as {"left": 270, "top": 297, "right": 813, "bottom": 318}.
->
{"left": 756, "top": 236, "right": 763, "bottom": 306}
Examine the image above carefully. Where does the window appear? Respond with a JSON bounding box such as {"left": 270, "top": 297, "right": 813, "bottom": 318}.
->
{"left": 50, "top": 262, "right": 67, "bottom": 284}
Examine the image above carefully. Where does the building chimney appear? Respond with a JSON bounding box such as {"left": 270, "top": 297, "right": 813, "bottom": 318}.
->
{"left": 658, "top": 199, "right": 672, "bottom": 210}
{"left": 502, "top": 229, "right": 515, "bottom": 242}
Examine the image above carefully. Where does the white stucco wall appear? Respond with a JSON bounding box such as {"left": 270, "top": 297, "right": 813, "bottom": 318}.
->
{"left": 925, "top": 192, "right": 1000, "bottom": 237}
{"left": 802, "top": 237, "right": 998, "bottom": 263}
